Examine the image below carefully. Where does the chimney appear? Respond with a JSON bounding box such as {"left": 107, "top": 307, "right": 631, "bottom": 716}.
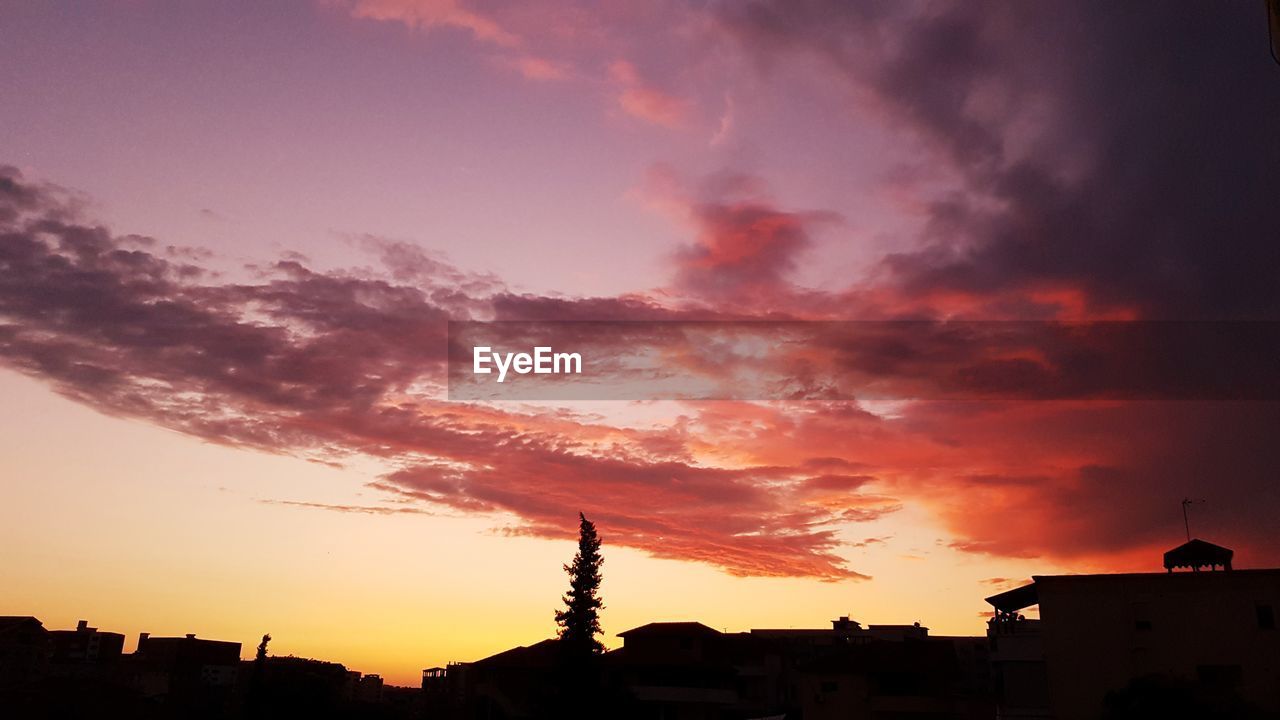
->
{"left": 76, "top": 620, "right": 88, "bottom": 631}
{"left": 138, "top": 632, "right": 150, "bottom": 650}
{"left": 186, "top": 633, "right": 196, "bottom": 639}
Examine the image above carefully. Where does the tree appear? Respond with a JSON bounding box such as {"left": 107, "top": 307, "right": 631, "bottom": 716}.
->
{"left": 248, "top": 633, "right": 271, "bottom": 718}
{"left": 255, "top": 633, "right": 271, "bottom": 664}
{"left": 555, "top": 512, "right": 604, "bottom": 656}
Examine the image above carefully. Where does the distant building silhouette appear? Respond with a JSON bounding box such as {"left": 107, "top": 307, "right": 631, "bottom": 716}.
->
{"left": 48, "top": 619, "right": 125, "bottom": 671}
{"left": 355, "top": 672, "right": 384, "bottom": 703}
{"left": 241, "top": 652, "right": 421, "bottom": 717}
{"left": 986, "top": 540, "right": 1280, "bottom": 719}
{"left": 0, "top": 617, "right": 49, "bottom": 689}
{"left": 431, "top": 616, "right": 993, "bottom": 719}
{"left": 129, "top": 631, "right": 242, "bottom": 713}
{"left": 453, "top": 638, "right": 563, "bottom": 717}
{"left": 0, "top": 618, "right": 419, "bottom": 718}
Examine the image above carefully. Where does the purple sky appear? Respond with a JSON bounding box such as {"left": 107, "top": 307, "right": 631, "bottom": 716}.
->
{"left": 3, "top": 0, "right": 1279, "bottom": 684}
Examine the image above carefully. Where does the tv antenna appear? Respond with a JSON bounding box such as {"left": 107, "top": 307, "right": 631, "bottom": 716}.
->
{"left": 1181, "top": 498, "right": 1205, "bottom": 541}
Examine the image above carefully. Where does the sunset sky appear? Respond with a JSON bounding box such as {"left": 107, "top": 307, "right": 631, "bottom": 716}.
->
{"left": 3, "top": 1, "right": 1280, "bottom": 686}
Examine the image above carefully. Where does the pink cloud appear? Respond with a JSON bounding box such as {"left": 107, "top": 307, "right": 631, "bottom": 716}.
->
{"left": 609, "top": 60, "right": 689, "bottom": 129}
{"left": 504, "top": 55, "right": 572, "bottom": 81}
{"left": 343, "top": 0, "right": 519, "bottom": 47}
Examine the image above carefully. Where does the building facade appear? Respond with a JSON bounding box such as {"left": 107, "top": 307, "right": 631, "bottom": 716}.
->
{"left": 986, "top": 541, "right": 1280, "bottom": 719}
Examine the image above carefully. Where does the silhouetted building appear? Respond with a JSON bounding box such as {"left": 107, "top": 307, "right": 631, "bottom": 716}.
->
{"left": 865, "top": 623, "right": 931, "bottom": 643}
{"left": 2, "top": 618, "right": 144, "bottom": 717}
{"left": 0, "top": 617, "right": 49, "bottom": 689}
{"left": 441, "top": 617, "right": 991, "bottom": 719}
{"left": 936, "top": 635, "right": 995, "bottom": 719}
{"left": 423, "top": 665, "right": 450, "bottom": 691}
{"left": 986, "top": 541, "right": 1280, "bottom": 719}
{"left": 750, "top": 615, "right": 871, "bottom": 649}
{"left": 379, "top": 683, "right": 425, "bottom": 717}
{"left": 750, "top": 616, "right": 929, "bottom": 647}
{"left": 128, "top": 631, "right": 241, "bottom": 713}
{"left": 356, "top": 672, "right": 384, "bottom": 703}
{"left": 609, "top": 622, "right": 746, "bottom": 716}
{"left": 1, "top": 617, "right": 424, "bottom": 718}
{"left": 457, "top": 638, "right": 562, "bottom": 718}
{"left": 793, "top": 639, "right": 966, "bottom": 719}
{"left": 422, "top": 662, "right": 471, "bottom": 718}
{"left": 612, "top": 619, "right": 990, "bottom": 719}
{"left": 48, "top": 619, "right": 125, "bottom": 670}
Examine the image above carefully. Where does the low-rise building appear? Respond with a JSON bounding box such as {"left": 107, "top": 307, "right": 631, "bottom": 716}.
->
{"left": 986, "top": 539, "right": 1280, "bottom": 719}
{"left": 0, "top": 617, "right": 49, "bottom": 689}
{"left": 128, "top": 631, "right": 241, "bottom": 713}
{"left": 438, "top": 617, "right": 992, "bottom": 719}
{"left": 48, "top": 619, "right": 125, "bottom": 670}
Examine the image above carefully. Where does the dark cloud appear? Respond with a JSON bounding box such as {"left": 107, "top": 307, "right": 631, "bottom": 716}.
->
{"left": 672, "top": 201, "right": 822, "bottom": 306}
{"left": 887, "top": 399, "right": 1280, "bottom": 564}
{"left": 719, "top": 1, "right": 1280, "bottom": 319}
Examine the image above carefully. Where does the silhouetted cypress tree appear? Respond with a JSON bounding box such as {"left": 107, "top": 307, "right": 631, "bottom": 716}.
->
{"left": 555, "top": 512, "right": 604, "bottom": 655}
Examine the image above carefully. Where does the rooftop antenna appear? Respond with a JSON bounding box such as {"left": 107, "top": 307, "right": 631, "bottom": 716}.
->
{"left": 1181, "top": 498, "right": 1205, "bottom": 541}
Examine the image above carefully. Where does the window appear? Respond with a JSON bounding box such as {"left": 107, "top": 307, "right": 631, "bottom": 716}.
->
{"left": 1258, "top": 604, "right": 1275, "bottom": 630}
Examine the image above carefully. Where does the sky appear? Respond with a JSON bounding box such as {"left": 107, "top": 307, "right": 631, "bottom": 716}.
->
{"left": 2, "top": 0, "right": 1280, "bottom": 686}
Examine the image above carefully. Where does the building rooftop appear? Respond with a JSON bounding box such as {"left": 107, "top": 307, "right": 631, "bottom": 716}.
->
{"left": 986, "top": 566, "right": 1280, "bottom": 613}
{"left": 1163, "top": 538, "right": 1234, "bottom": 571}
{"left": 617, "top": 622, "right": 722, "bottom": 638}
{"left": 471, "top": 639, "right": 561, "bottom": 668}
{"left": 985, "top": 583, "right": 1040, "bottom": 614}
